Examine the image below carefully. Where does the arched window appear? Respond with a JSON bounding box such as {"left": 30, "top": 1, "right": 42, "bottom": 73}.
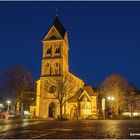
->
{"left": 54, "top": 62, "right": 59, "bottom": 75}
{"left": 56, "top": 62, "right": 58, "bottom": 67}
{"left": 46, "top": 63, "right": 49, "bottom": 67}
{"left": 46, "top": 63, "right": 50, "bottom": 75}
{"left": 55, "top": 47, "right": 60, "bottom": 54}
{"left": 46, "top": 48, "right": 51, "bottom": 54}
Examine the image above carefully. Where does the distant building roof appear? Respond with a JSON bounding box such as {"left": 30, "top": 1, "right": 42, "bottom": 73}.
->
{"left": 83, "top": 86, "right": 96, "bottom": 96}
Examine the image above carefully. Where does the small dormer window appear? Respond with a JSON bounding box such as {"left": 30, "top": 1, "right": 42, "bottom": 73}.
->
{"left": 50, "top": 35, "right": 56, "bottom": 40}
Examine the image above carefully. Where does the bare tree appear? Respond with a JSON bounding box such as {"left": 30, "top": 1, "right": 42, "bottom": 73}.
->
{"left": 45, "top": 74, "right": 79, "bottom": 119}
{"left": 99, "top": 73, "right": 129, "bottom": 116}
{"left": 3, "top": 64, "right": 34, "bottom": 115}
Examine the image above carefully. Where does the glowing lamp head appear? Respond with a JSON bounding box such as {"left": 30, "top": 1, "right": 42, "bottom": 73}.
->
{"left": 107, "top": 96, "right": 111, "bottom": 100}
{"left": 6, "top": 100, "right": 11, "bottom": 105}
{"left": 112, "top": 97, "right": 115, "bottom": 100}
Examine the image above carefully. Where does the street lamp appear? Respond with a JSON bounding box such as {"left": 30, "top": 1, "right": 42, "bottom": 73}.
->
{"left": 102, "top": 98, "right": 106, "bottom": 119}
{"left": 107, "top": 96, "right": 115, "bottom": 101}
{"left": 107, "top": 96, "right": 115, "bottom": 118}
{"left": 6, "top": 100, "right": 11, "bottom": 112}
{"left": 107, "top": 96, "right": 111, "bottom": 100}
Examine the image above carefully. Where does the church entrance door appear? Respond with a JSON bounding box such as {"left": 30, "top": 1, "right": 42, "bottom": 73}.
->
{"left": 49, "top": 103, "right": 55, "bottom": 118}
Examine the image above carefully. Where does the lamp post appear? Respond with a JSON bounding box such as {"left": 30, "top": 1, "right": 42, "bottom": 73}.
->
{"left": 102, "top": 98, "right": 105, "bottom": 119}
{"left": 107, "top": 96, "right": 115, "bottom": 118}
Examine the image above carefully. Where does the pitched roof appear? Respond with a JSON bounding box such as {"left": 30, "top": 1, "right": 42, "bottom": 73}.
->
{"left": 68, "top": 88, "right": 84, "bottom": 102}
{"left": 79, "top": 94, "right": 91, "bottom": 102}
{"left": 83, "top": 86, "right": 96, "bottom": 96}
{"left": 78, "top": 91, "right": 92, "bottom": 101}
{"left": 51, "top": 16, "right": 66, "bottom": 38}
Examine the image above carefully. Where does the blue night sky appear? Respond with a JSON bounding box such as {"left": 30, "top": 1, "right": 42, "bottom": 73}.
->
{"left": 0, "top": 2, "right": 140, "bottom": 89}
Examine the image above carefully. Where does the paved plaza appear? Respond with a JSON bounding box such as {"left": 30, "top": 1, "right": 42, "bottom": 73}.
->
{"left": 0, "top": 119, "right": 140, "bottom": 139}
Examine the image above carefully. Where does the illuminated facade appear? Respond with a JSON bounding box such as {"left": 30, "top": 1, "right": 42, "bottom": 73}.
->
{"left": 30, "top": 17, "right": 97, "bottom": 119}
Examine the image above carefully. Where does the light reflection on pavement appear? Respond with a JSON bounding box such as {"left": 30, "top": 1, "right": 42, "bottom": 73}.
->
{"left": 0, "top": 119, "right": 45, "bottom": 133}
{"left": 0, "top": 120, "right": 140, "bottom": 139}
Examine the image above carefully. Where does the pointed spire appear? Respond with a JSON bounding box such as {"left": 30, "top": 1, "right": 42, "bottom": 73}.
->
{"left": 43, "top": 16, "right": 66, "bottom": 41}
{"left": 52, "top": 16, "right": 66, "bottom": 38}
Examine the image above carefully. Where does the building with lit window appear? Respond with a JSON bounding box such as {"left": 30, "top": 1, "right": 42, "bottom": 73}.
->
{"left": 30, "top": 16, "right": 97, "bottom": 119}
{"left": 122, "top": 92, "right": 140, "bottom": 117}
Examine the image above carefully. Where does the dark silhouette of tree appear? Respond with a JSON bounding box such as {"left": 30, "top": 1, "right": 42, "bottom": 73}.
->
{"left": 99, "top": 73, "right": 129, "bottom": 116}
{"left": 3, "top": 64, "right": 34, "bottom": 115}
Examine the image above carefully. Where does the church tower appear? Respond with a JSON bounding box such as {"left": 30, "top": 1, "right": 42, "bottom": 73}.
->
{"left": 41, "top": 16, "right": 69, "bottom": 77}
{"left": 35, "top": 16, "right": 70, "bottom": 119}
{"left": 30, "top": 16, "right": 97, "bottom": 120}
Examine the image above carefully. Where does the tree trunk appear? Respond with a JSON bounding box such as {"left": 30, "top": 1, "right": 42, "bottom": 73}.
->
{"left": 60, "top": 103, "right": 63, "bottom": 120}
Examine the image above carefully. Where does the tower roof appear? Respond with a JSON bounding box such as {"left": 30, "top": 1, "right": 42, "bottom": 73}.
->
{"left": 51, "top": 16, "right": 66, "bottom": 38}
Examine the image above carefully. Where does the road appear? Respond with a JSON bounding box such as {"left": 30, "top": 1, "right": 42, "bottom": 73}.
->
{"left": 0, "top": 119, "right": 140, "bottom": 139}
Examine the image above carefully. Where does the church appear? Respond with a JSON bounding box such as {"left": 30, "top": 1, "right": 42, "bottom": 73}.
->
{"left": 30, "top": 16, "right": 98, "bottom": 119}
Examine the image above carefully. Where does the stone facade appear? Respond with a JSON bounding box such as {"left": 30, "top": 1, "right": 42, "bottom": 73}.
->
{"left": 30, "top": 16, "right": 98, "bottom": 119}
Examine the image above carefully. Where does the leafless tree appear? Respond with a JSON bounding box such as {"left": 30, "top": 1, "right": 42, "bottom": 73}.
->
{"left": 3, "top": 64, "right": 34, "bottom": 115}
{"left": 99, "top": 73, "right": 129, "bottom": 116}
{"left": 45, "top": 74, "right": 79, "bottom": 119}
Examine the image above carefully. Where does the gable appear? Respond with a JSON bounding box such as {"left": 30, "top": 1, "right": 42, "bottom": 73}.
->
{"left": 78, "top": 91, "right": 91, "bottom": 101}
{"left": 43, "top": 16, "right": 66, "bottom": 41}
{"left": 43, "top": 26, "right": 63, "bottom": 41}
{"left": 79, "top": 94, "right": 91, "bottom": 102}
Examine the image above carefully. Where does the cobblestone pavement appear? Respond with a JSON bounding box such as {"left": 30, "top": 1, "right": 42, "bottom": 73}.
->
{"left": 0, "top": 120, "right": 140, "bottom": 139}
